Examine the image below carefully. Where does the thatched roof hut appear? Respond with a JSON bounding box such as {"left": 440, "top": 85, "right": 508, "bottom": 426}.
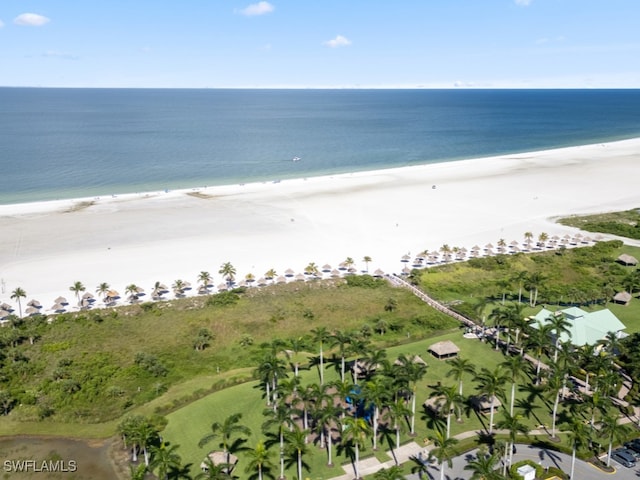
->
{"left": 617, "top": 254, "right": 638, "bottom": 266}
{"left": 613, "top": 291, "right": 632, "bottom": 305}
{"left": 423, "top": 395, "right": 446, "bottom": 415}
{"left": 200, "top": 451, "right": 238, "bottom": 473}
{"left": 428, "top": 340, "right": 460, "bottom": 359}
{"left": 471, "top": 394, "right": 502, "bottom": 414}
{"left": 394, "top": 355, "right": 427, "bottom": 366}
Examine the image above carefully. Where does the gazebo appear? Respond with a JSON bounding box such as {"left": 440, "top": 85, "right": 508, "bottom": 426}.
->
{"left": 428, "top": 340, "right": 460, "bottom": 360}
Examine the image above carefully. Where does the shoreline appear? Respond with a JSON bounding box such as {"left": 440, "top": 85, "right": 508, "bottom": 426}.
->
{"left": 1, "top": 137, "right": 639, "bottom": 313}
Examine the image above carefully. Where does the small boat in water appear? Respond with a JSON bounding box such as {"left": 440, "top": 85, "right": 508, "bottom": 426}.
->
{"left": 292, "top": 156, "right": 301, "bottom": 162}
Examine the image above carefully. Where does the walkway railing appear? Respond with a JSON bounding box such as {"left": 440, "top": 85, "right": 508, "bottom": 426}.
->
{"left": 385, "top": 274, "right": 477, "bottom": 328}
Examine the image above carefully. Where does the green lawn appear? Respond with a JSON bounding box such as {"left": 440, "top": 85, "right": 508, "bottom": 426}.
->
{"left": 162, "top": 329, "right": 570, "bottom": 479}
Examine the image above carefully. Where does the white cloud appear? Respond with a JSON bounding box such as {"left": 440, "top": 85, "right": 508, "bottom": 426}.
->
{"left": 514, "top": 0, "right": 533, "bottom": 6}
{"left": 14, "top": 13, "right": 51, "bottom": 26}
{"left": 0, "top": 19, "right": 5, "bottom": 28}
{"left": 41, "top": 50, "right": 79, "bottom": 60}
{"left": 238, "top": 2, "right": 274, "bottom": 16}
{"left": 323, "top": 35, "right": 352, "bottom": 48}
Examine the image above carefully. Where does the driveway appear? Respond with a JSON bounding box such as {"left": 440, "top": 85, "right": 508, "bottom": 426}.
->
{"left": 406, "top": 443, "right": 640, "bottom": 480}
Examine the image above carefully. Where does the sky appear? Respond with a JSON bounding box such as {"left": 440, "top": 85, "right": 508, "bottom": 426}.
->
{"left": 1, "top": 0, "right": 640, "bottom": 88}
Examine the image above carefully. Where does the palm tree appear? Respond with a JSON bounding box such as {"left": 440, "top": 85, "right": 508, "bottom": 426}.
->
{"left": 285, "top": 337, "right": 306, "bottom": 377}
{"left": 561, "top": 416, "right": 591, "bottom": 480}
{"left": 96, "top": 282, "right": 110, "bottom": 301}
{"left": 524, "top": 321, "right": 553, "bottom": 384}
{"left": 330, "top": 330, "right": 352, "bottom": 382}
{"left": 463, "top": 451, "right": 502, "bottom": 480}
{"left": 525, "top": 271, "right": 545, "bottom": 307}
{"left": 69, "top": 281, "right": 85, "bottom": 306}
{"left": 255, "top": 351, "right": 288, "bottom": 407}
{"left": 546, "top": 312, "right": 572, "bottom": 363}
{"left": 496, "top": 411, "right": 528, "bottom": 469}
{"left": 343, "top": 256, "right": 355, "bottom": 271}
{"left": 362, "top": 376, "right": 391, "bottom": 450}
{"left": 198, "top": 271, "right": 212, "bottom": 291}
{"left": 198, "top": 413, "right": 252, "bottom": 467}
{"left": 429, "top": 383, "right": 463, "bottom": 439}
{"left": 284, "top": 425, "right": 309, "bottom": 480}
{"left": 599, "top": 410, "right": 630, "bottom": 467}
{"left": 394, "top": 353, "right": 427, "bottom": 436}
{"left": 543, "top": 368, "right": 567, "bottom": 439}
{"left": 262, "top": 404, "right": 295, "bottom": 480}
{"left": 245, "top": 440, "right": 273, "bottom": 480}
{"left": 148, "top": 441, "right": 182, "bottom": 480}
{"left": 218, "top": 262, "right": 236, "bottom": 287}
{"left": 511, "top": 270, "right": 529, "bottom": 304}
{"left": 446, "top": 356, "right": 476, "bottom": 399}
{"left": 135, "top": 419, "right": 159, "bottom": 466}
{"left": 382, "top": 397, "right": 411, "bottom": 463}
{"left": 265, "top": 268, "right": 277, "bottom": 282}
{"left": 310, "top": 327, "right": 331, "bottom": 385}
{"left": 341, "top": 415, "right": 372, "bottom": 480}
{"left": 304, "top": 262, "right": 319, "bottom": 277}
{"left": 172, "top": 279, "right": 186, "bottom": 296}
{"left": 362, "top": 256, "right": 372, "bottom": 273}
{"left": 428, "top": 426, "right": 459, "bottom": 480}
{"left": 475, "top": 367, "right": 508, "bottom": 434}
{"left": 128, "top": 463, "right": 148, "bottom": 480}
{"left": 373, "top": 465, "right": 404, "bottom": 480}
{"left": 10, "top": 287, "right": 26, "bottom": 318}
{"left": 314, "top": 402, "right": 341, "bottom": 467}
{"left": 196, "top": 459, "right": 233, "bottom": 480}
{"left": 499, "top": 355, "right": 527, "bottom": 416}
{"left": 125, "top": 283, "right": 140, "bottom": 303}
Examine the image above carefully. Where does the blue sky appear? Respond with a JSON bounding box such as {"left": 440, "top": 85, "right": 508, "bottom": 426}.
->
{"left": 1, "top": 0, "right": 639, "bottom": 88}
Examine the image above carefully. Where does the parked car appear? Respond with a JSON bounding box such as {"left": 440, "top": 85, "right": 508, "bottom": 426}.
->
{"left": 624, "top": 439, "right": 640, "bottom": 455}
{"left": 611, "top": 448, "right": 636, "bottom": 468}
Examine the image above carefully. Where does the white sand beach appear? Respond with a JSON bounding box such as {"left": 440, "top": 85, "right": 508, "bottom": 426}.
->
{"left": 1, "top": 138, "right": 640, "bottom": 312}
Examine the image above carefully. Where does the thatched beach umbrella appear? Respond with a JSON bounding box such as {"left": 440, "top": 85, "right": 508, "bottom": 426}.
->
{"left": 330, "top": 269, "right": 341, "bottom": 278}
{"left": 27, "top": 299, "right": 42, "bottom": 309}
{"left": 322, "top": 264, "right": 332, "bottom": 273}
{"left": 51, "top": 303, "right": 66, "bottom": 313}
{"left": 373, "top": 268, "right": 385, "bottom": 277}
{"left": 276, "top": 276, "right": 287, "bottom": 284}
{"left": 284, "top": 268, "right": 295, "bottom": 277}
{"left": 1, "top": 303, "right": 13, "bottom": 312}
{"left": 54, "top": 296, "right": 68, "bottom": 305}
{"left": 25, "top": 306, "right": 40, "bottom": 316}
{"left": 0, "top": 310, "right": 10, "bottom": 320}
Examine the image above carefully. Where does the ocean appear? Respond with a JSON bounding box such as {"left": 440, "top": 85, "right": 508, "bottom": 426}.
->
{"left": 1, "top": 88, "right": 640, "bottom": 205}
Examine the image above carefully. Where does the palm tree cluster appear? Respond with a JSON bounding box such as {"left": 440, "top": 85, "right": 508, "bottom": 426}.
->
{"left": 251, "top": 329, "right": 428, "bottom": 480}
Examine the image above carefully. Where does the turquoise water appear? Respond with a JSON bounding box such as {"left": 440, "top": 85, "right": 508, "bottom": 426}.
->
{"left": 1, "top": 88, "right": 640, "bottom": 205}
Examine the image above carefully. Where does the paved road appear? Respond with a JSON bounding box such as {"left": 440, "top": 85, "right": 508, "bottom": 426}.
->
{"left": 406, "top": 443, "right": 640, "bottom": 480}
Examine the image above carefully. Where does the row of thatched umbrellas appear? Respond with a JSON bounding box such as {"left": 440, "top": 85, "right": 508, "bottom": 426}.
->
{"left": 402, "top": 234, "right": 595, "bottom": 272}
{"left": 0, "top": 232, "right": 598, "bottom": 319}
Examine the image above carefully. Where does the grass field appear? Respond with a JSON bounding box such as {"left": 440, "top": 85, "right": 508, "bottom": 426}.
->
{"left": 162, "top": 330, "right": 573, "bottom": 479}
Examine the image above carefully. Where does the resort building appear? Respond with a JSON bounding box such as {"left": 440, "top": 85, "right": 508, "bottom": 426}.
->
{"left": 530, "top": 306, "right": 627, "bottom": 346}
